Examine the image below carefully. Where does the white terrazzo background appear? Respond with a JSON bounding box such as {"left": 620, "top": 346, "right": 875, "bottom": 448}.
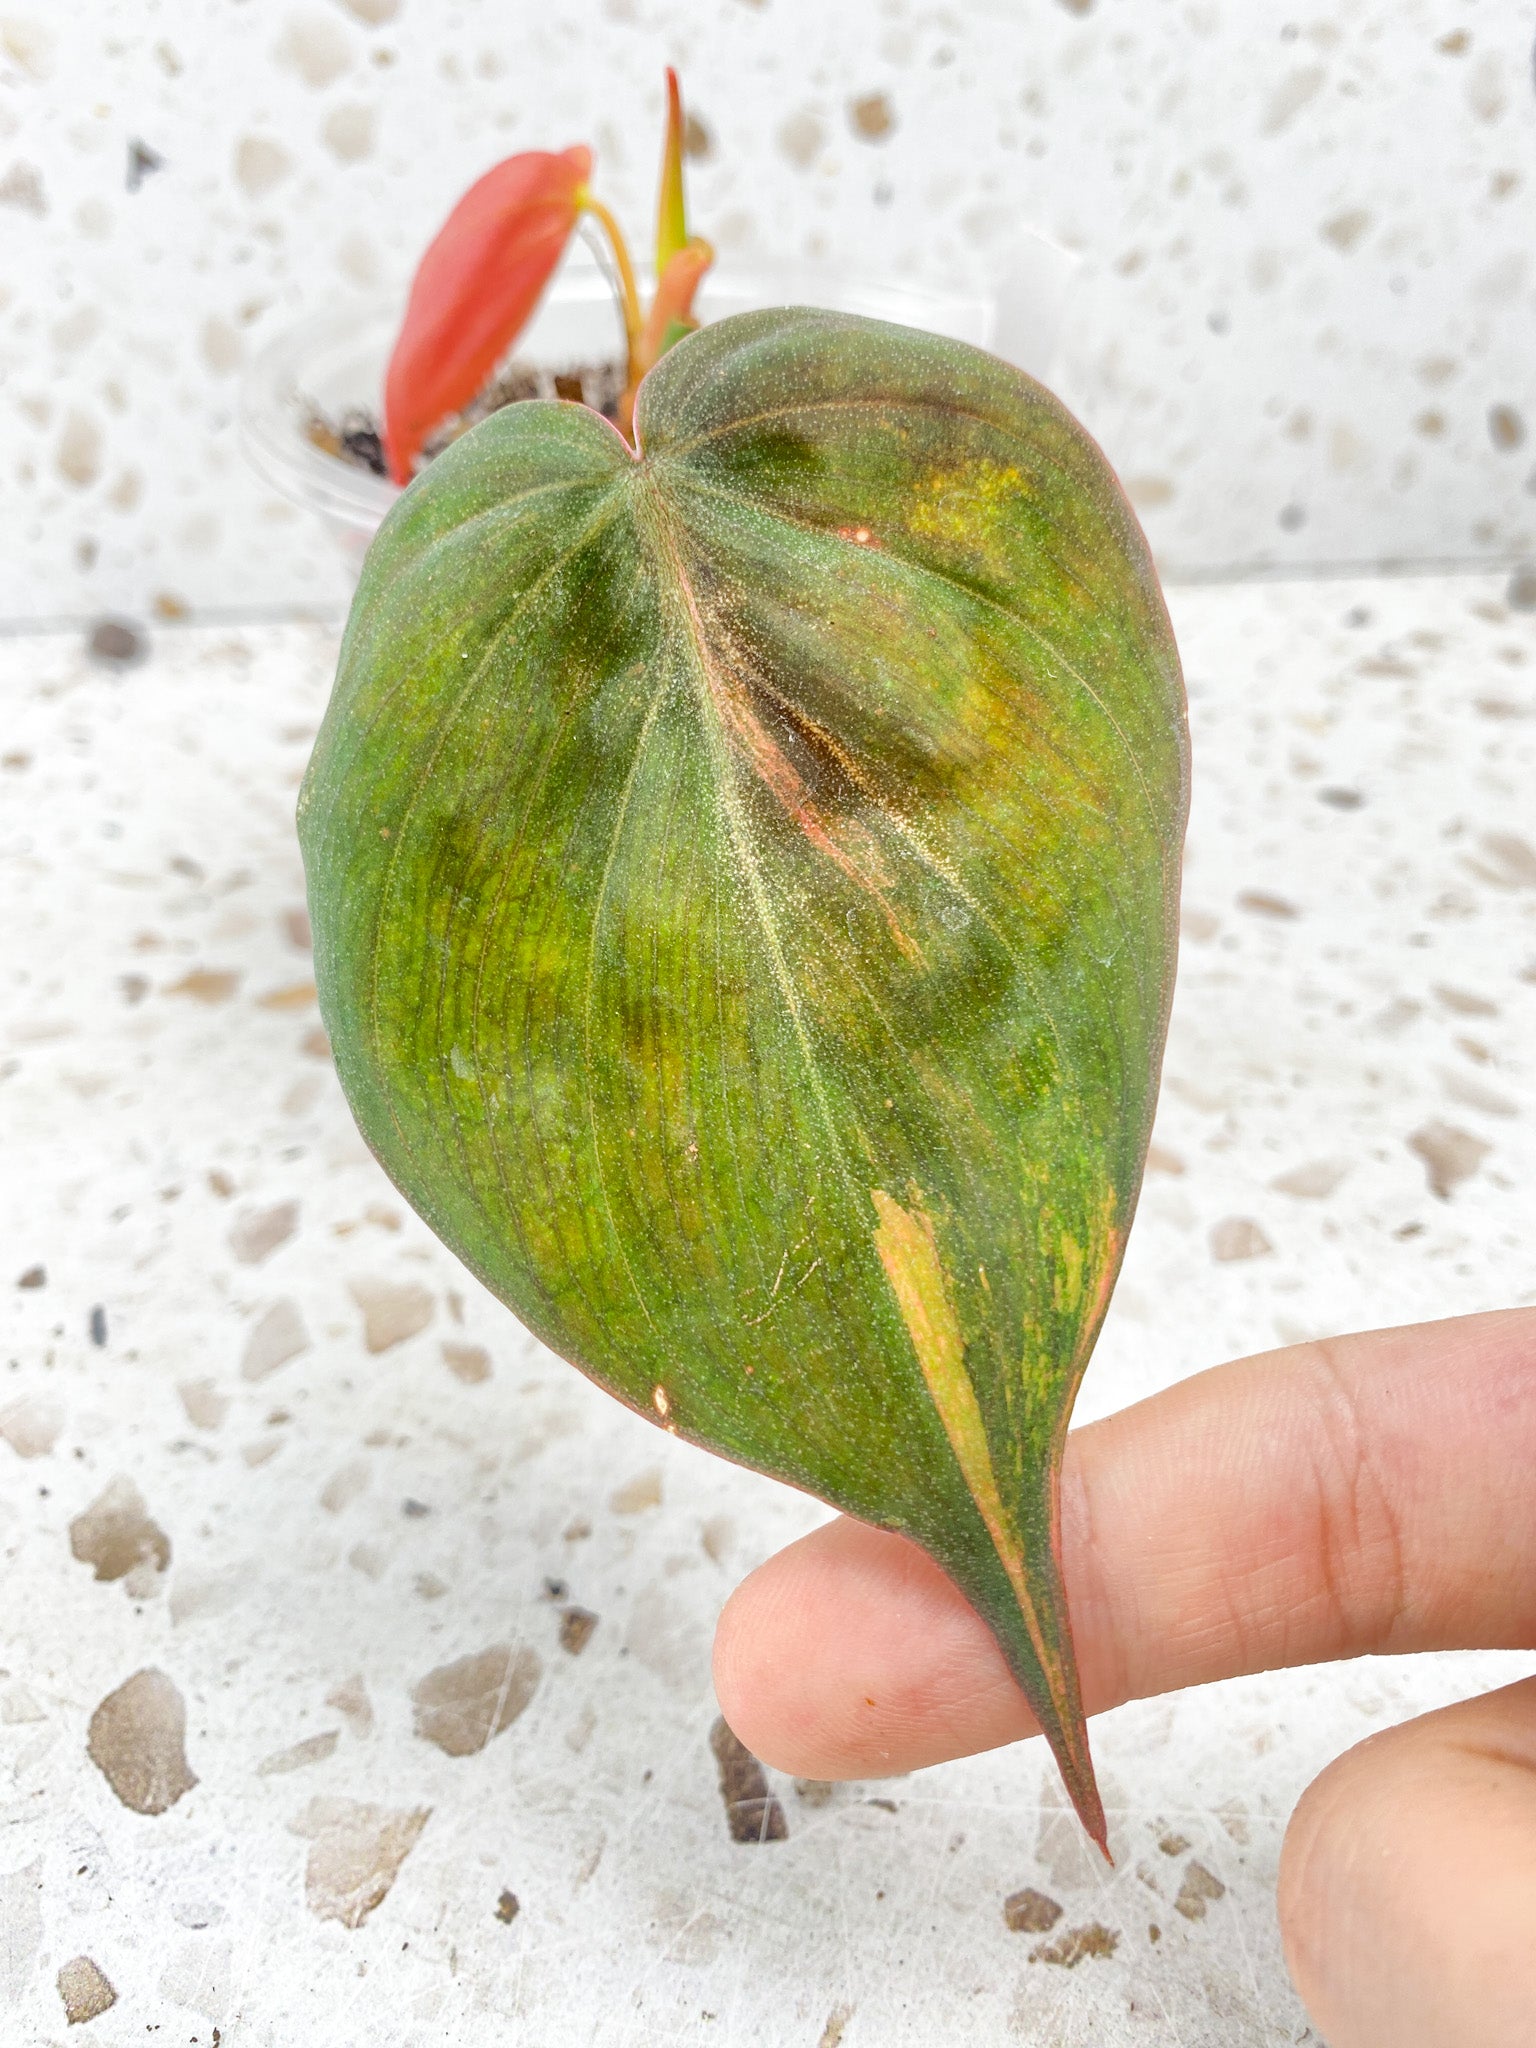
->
{"left": 3, "top": 570, "right": 1535, "bottom": 2045}
{"left": 4, "top": 0, "right": 1536, "bottom": 621}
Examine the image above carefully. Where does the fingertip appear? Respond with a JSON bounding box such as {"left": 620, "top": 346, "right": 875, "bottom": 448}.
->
{"left": 711, "top": 1523, "right": 834, "bottom": 1775}
{"left": 712, "top": 1515, "right": 1036, "bottom": 1779}
{"left": 1277, "top": 1677, "right": 1536, "bottom": 2048}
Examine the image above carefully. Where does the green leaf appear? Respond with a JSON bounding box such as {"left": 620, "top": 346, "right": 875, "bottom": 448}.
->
{"left": 299, "top": 308, "right": 1188, "bottom": 1849}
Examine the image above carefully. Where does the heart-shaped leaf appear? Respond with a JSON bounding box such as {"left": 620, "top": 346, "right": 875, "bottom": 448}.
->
{"left": 300, "top": 308, "right": 1188, "bottom": 1848}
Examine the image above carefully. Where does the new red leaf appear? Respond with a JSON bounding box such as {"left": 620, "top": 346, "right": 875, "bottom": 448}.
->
{"left": 383, "top": 145, "right": 591, "bottom": 484}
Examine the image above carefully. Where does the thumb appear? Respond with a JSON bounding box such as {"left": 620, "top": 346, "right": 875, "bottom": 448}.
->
{"left": 1278, "top": 1674, "right": 1536, "bottom": 2048}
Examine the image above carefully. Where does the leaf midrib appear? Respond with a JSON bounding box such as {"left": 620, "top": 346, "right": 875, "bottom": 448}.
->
{"left": 631, "top": 467, "right": 859, "bottom": 1194}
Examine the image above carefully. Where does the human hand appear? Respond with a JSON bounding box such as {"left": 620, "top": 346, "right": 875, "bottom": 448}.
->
{"left": 713, "top": 1308, "right": 1536, "bottom": 2048}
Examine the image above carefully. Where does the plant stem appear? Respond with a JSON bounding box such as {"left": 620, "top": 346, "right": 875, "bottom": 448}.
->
{"left": 580, "top": 196, "right": 643, "bottom": 374}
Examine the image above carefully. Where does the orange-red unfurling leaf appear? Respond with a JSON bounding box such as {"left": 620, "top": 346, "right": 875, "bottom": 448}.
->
{"left": 382, "top": 145, "right": 591, "bottom": 484}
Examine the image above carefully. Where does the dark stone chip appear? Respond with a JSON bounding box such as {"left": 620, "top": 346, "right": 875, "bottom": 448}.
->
{"left": 709, "top": 1716, "right": 788, "bottom": 1844}
{"left": 1004, "top": 1886, "right": 1063, "bottom": 1934}
{"left": 558, "top": 1607, "right": 598, "bottom": 1656}
{"left": 87, "top": 619, "right": 145, "bottom": 667}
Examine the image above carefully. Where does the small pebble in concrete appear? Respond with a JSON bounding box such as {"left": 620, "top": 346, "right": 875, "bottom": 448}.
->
{"left": 1004, "top": 1887, "right": 1063, "bottom": 1933}
{"left": 57, "top": 1954, "right": 116, "bottom": 2024}
{"left": 87, "top": 618, "right": 145, "bottom": 666}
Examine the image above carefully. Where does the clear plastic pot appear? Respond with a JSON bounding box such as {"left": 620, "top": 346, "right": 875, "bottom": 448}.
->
{"left": 240, "top": 237, "right": 1077, "bottom": 586}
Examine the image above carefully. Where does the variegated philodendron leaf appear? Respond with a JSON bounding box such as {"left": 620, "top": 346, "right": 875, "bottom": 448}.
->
{"left": 299, "top": 308, "right": 1189, "bottom": 1847}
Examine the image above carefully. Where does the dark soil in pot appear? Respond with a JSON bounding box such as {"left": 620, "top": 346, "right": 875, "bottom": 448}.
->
{"left": 304, "top": 356, "right": 628, "bottom": 480}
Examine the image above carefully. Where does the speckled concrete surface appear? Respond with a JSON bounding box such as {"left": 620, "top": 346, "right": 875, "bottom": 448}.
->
{"left": 4, "top": 0, "right": 1536, "bottom": 620}
{"left": 3, "top": 572, "right": 1534, "bottom": 2044}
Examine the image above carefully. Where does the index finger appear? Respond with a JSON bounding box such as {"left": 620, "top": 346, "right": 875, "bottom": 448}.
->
{"left": 713, "top": 1307, "right": 1536, "bottom": 1778}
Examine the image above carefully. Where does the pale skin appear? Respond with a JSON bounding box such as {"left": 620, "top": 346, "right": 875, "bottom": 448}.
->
{"left": 713, "top": 1307, "right": 1536, "bottom": 2048}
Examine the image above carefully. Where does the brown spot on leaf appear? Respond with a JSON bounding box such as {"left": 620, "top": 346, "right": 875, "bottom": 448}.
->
{"left": 1004, "top": 1886, "right": 1063, "bottom": 1933}
{"left": 709, "top": 1716, "right": 788, "bottom": 1842}
{"left": 442, "top": 1340, "right": 491, "bottom": 1384}
{"left": 57, "top": 1955, "right": 117, "bottom": 2024}
{"left": 494, "top": 1887, "right": 520, "bottom": 1923}
{"left": 1174, "top": 1859, "right": 1227, "bottom": 1920}
{"left": 1210, "top": 1216, "right": 1273, "bottom": 1262}
{"left": 350, "top": 1277, "right": 434, "bottom": 1352}
{"left": 241, "top": 1299, "right": 309, "bottom": 1381}
{"left": 228, "top": 1199, "right": 299, "bottom": 1265}
{"left": 87, "top": 1668, "right": 197, "bottom": 1814}
{"left": 1408, "top": 1119, "right": 1489, "bottom": 1198}
{"left": 290, "top": 1797, "right": 430, "bottom": 1928}
{"left": 411, "top": 1645, "right": 541, "bottom": 1756}
{"left": 70, "top": 1477, "right": 170, "bottom": 1581}
{"left": 1031, "top": 1921, "right": 1119, "bottom": 1967}
{"left": 166, "top": 969, "right": 241, "bottom": 1004}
